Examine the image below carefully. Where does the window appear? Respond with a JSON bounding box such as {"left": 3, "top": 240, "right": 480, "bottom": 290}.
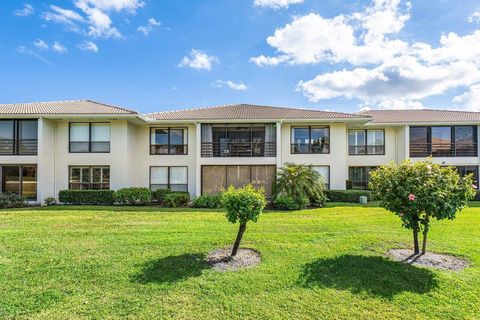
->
{"left": 69, "top": 166, "right": 110, "bottom": 190}
{"left": 69, "top": 123, "right": 110, "bottom": 153}
{"left": 1, "top": 165, "right": 37, "bottom": 199}
{"left": 0, "top": 120, "right": 37, "bottom": 155}
{"left": 150, "top": 166, "right": 188, "bottom": 192}
{"left": 410, "top": 126, "right": 477, "bottom": 157}
{"left": 291, "top": 126, "right": 329, "bottom": 154}
{"left": 311, "top": 166, "right": 330, "bottom": 189}
{"left": 348, "top": 166, "right": 377, "bottom": 190}
{"left": 455, "top": 166, "right": 479, "bottom": 188}
{"left": 348, "top": 129, "right": 384, "bottom": 155}
{"left": 150, "top": 128, "right": 188, "bottom": 155}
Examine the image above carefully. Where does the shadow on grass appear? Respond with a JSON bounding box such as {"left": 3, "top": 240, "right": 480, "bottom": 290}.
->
{"left": 299, "top": 254, "right": 438, "bottom": 299}
{"left": 132, "top": 253, "right": 210, "bottom": 284}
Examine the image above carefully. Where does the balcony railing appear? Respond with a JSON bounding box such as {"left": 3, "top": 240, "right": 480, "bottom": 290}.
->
{"left": 150, "top": 144, "right": 188, "bottom": 155}
{"left": 290, "top": 143, "right": 330, "bottom": 154}
{"left": 410, "top": 143, "right": 478, "bottom": 157}
{"left": 0, "top": 139, "right": 38, "bottom": 155}
{"left": 349, "top": 145, "right": 385, "bottom": 155}
{"left": 201, "top": 142, "right": 276, "bottom": 157}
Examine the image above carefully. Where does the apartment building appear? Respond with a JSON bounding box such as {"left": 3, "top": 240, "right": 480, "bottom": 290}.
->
{"left": 1, "top": 100, "right": 479, "bottom": 203}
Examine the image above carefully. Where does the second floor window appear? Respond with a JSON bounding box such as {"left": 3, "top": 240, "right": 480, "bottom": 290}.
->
{"left": 150, "top": 127, "right": 188, "bottom": 155}
{"left": 69, "top": 123, "right": 110, "bottom": 153}
{"left": 410, "top": 126, "right": 477, "bottom": 157}
{"left": 348, "top": 129, "right": 384, "bottom": 155}
{"left": 291, "top": 126, "right": 330, "bottom": 154}
{"left": 0, "top": 119, "right": 37, "bottom": 155}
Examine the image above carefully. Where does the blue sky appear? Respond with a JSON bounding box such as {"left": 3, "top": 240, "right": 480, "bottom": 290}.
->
{"left": 1, "top": 0, "right": 480, "bottom": 114}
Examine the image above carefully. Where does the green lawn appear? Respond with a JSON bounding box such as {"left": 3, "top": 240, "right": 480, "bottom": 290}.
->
{"left": 1, "top": 203, "right": 480, "bottom": 319}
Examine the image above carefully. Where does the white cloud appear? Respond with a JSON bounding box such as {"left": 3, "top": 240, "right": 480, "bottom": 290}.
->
{"left": 77, "top": 40, "right": 99, "bottom": 52}
{"left": 254, "top": 0, "right": 303, "bottom": 9}
{"left": 76, "top": 0, "right": 145, "bottom": 12}
{"left": 34, "top": 39, "right": 49, "bottom": 50}
{"left": 14, "top": 4, "right": 34, "bottom": 16}
{"left": 75, "top": 1, "right": 122, "bottom": 38}
{"left": 52, "top": 42, "right": 68, "bottom": 53}
{"left": 253, "top": 0, "right": 480, "bottom": 110}
{"left": 42, "top": 5, "right": 85, "bottom": 33}
{"left": 213, "top": 80, "right": 248, "bottom": 91}
{"left": 453, "top": 85, "right": 480, "bottom": 111}
{"left": 137, "top": 18, "right": 161, "bottom": 36}
{"left": 17, "top": 46, "right": 50, "bottom": 65}
{"left": 179, "top": 49, "right": 218, "bottom": 71}
{"left": 468, "top": 11, "right": 480, "bottom": 24}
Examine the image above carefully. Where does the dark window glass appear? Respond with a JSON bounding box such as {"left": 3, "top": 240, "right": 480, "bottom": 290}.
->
{"left": 291, "top": 126, "right": 329, "bottom": 154}
{"left": 150, "top": 128, "right": 187, "bottom": 155}
{"left": 431, "top": 127, "right": 451, "bottom": 156}
{"left": 1, "top": 165, "right": 37, "bottom": 199}
{"left": 409, "top": 127, "right": 429, "bottom": 157}
{"left": 69, "top": 166, "right": 110, "bottom": 190}
{"left": 0, "top": 120, "right": 37, "bottom": 155}
{"left": 455, "top": 126, "right": 477, "bottom": 156}
{"left": 348, "top": 166, "right": 377, "bottom": 190}
{"left": 455, "top": 166, "right": 478, "bottom": 188}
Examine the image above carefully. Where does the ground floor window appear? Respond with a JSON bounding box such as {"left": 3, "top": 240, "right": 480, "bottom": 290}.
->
{"left": 454, "top": 166, "right": 478, "bottom": 188}
{"left": 311, "top": 166, "right": 330, "bottom": 189}
{"left": 150, "top": 166, "right": 188, "bottom": 192}
{"left": 347, "top": 166, "right": 378, "bottom": 190}
{"left": 69, "top": 166, "right": 110, "bottom": 190}
{"left": 201, "top": 165, "right": 276, "bottom": 198}
{"left": 1, "top": 165, "right": 37, "bottom": 199}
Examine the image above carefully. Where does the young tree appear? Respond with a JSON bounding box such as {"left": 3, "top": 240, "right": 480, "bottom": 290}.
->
{"left": 222, "top": 184, "right": 267, "bottom": 257}
{"left": 274, "top": 163, "right": 327, "bottom": 208}
{"left": 370, "top": 159, "right": 476, "bottom": 254}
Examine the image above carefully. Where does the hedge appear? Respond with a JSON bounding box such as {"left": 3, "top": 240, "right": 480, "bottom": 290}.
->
{"left": 191, "top": 193, "right": 223, "bottom": 208}
{"left": 164, "top": 192, "right": 190, "bottom": 207}
{"left": 325, "top": 190, "right": 376, "bottom": 203}
{"left": 152, "top": 189, "right": 171, "bottom": 203}
{"left": 115, "top": 187, "right": 152, "bottom": 206}
{"left": 273, "top": 195, "right": 309, "bottom": 210}
{"left": 0, "top": 192, "right": 26, "bottom": 209}
{"left": 58, "top": 190, "right": 116, "bottom": 205}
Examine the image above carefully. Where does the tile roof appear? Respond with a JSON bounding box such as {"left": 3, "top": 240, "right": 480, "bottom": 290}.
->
{"left": 144, "top": 104, "right": 369, "bottom": 120}
{"left": 0, "top": 100, "right": 137, "bottom": 115}
{"left": 358, "top": 109, "right": 480, "bottom": 124}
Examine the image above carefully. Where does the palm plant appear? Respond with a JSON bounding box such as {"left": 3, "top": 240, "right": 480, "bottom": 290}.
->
{"left": 273, "top": 163, "right": 327, "bottom": 206}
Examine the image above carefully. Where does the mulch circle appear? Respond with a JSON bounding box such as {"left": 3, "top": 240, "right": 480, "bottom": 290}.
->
{"left": 206, "top": 248, "right": 261, "bottom": 272}
{"left": 388, "top": 249, "right": 469, "bottom": 271}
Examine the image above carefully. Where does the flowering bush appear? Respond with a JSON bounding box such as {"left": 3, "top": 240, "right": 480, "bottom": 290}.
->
{"left": 370, "top": 159, "right": 476, "bottom": 254}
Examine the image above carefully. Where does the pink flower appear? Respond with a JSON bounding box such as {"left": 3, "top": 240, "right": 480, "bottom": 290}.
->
{"left": 472, "top": 184, "right": 477, "bottom": 189}
{"left": 408, "top": 193, "right": 416, "bottom": 201}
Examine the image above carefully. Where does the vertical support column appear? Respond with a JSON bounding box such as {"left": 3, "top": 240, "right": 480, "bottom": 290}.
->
{"left": 405, "top": 124, "right": 410, "bottom": 159}
{"left": 195, "top": 122, "right": 202, "bottom": 198}
{"left": 37, "top": 118, "right": 56, "bottom": 204}
{"left": 276, "top": 121, "right": 282, "bottom": 169}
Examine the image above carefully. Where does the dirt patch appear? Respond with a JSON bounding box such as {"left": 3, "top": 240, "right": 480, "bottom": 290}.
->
{"left": 207, "top": 248, "right": 261, "bottom": 272}
{"left": 388, "top": 249, "right": 469, "bottom": 271}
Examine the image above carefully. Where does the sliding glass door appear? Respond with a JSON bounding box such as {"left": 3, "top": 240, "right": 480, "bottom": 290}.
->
{"left": 1, "top": 165, "right": 37, "bottom": 199}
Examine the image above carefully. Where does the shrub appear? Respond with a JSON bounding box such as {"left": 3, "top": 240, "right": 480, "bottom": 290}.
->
{"left": 274, "top": 163, "right": 327, "bottom": 207}
{"left": 115, "top": 187, "right": 152, "bottom": 206}
{"left": 0, "top": 193, "right": 26, "bottom": 209}
{"left": 152, "top": 189, "right": 171, "bottom": 203}
{"left": 58, "top": 190, "right": 116, "bottom": 205}
{"left": 44, "top": 197, "right": 57, "bottom": 206}
{"left": 164, "top": 192, "right": 190, "bottom": 208}
{"left": 273, "top": 195, "right": 309, "bottom": 210}
{"left": 222, "top": 185, "right": 267, "bottom": 257}
{"left": 192, "top": 193, "right": 223, "bottom": 208}
{"left": 370, "top": 159, "right": 476, "bottom": 254}
{"left": 325, "top": 190, "right": 376, "bottom": 203}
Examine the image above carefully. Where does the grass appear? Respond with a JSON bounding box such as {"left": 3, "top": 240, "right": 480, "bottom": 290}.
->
{"left": 1, "top": 203, "right": 479, "bottom": 319}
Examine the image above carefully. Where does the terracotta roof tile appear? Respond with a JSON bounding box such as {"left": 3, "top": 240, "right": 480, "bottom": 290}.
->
{"left": 358, "top": 109, "right": 480, "bottom": 124}
{"left": 0, "top": 100, "right": 137, "bottom": 115}
{"left": 144, "top": 104, "right": 368, "bottom": 120}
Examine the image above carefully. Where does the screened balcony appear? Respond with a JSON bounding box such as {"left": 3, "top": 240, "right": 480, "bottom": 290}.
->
{"left": 410, "top": 126, "right": 478, "bottom": 157}
{"left": 201, "top": 124, "right": 276, "bottom": 157}
{"left": 0, "top": 120, "right": 38, "bottom": 155}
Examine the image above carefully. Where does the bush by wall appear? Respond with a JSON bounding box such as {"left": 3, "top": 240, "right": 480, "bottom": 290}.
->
{"left": 58, "top": 190, "right": 116, "bottom": 205}
{"left": 191, "top": 193, "right": 223, "bottom": 208}
{"left": 325, "top": 190, "right": 376, "bottom": 203}
{"left": 164, "top": 192, "right": 190, "bottom": 208}
{"left": 273, "top": 195, "right": 309, "bottom": 210}
{"left": 0, "top": 193, "right": 26, "bottom": 209}
{"left": 115, "top": 187, "right": 152, "bottom": 206}
{"left": 152, "top": 189, "right": 171, "bottom": 204}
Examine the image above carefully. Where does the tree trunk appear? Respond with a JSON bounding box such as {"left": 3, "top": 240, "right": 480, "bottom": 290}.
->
{"left": 413, "top": 229, "right": 420, "bottom": 254}
{"left": 231, "top": 222, "right": 247, "bottom": 257}
{"left": 422, "top": 228, "right": 428, "bottom": 254}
